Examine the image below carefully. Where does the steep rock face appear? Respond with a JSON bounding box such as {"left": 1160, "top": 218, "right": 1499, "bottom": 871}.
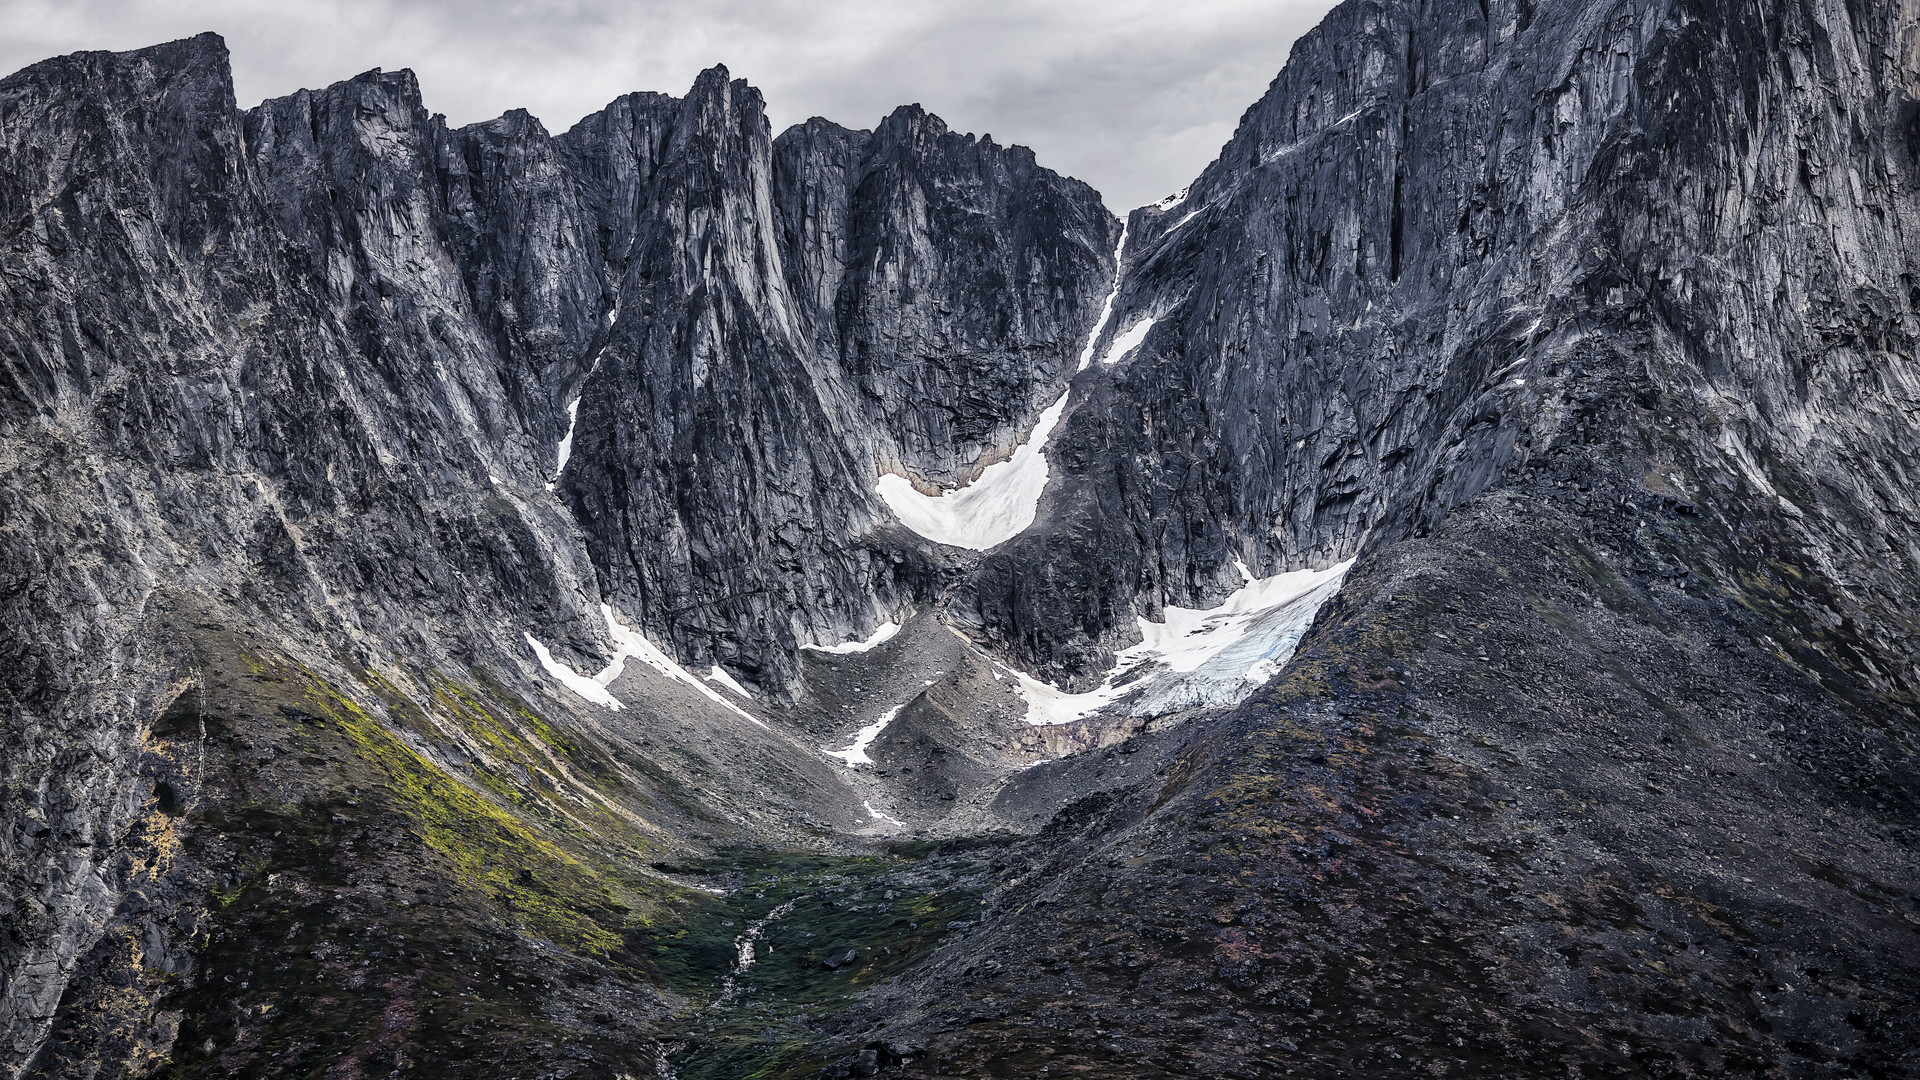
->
{"left": 0, "top": 39, "right": 616, "bottom": 1072}
{"left": 0, "top": 36, "right": 1115, "bottom": 1075}
{"left": 436, "top": 106, "right": 610, "bottom": 438}
{"left": 971, "top": 0, "right": 1920, "bottom": 700}
{"left": 560, "top": 78, "right": 1117, "bottom": 692}
{"left": 828, "top": 105, "right": 1118, "bottom": 485}
{"left": 556, "top": 70, "right": 898, "bottom": 696}
{"left": 847, "top": 0, "right": 1920, "bottom": 1074}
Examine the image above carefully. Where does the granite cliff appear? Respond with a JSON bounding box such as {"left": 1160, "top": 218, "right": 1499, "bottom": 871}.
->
{"left": 3, "top": 0, "right": 1918, "bottom": 1076}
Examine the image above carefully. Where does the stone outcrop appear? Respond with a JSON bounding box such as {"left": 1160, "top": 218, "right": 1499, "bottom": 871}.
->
{"left": 3, "top": 0, "right": 1919, "bottom": 1074}
{"left": 954, "top": 0, "right": 1920, "bottom": 705}
{"left": 0, "top": 35, "right": 1114, "bottom": 1075}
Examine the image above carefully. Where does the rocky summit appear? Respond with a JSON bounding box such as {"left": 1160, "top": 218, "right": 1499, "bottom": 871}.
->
{"left": 3, "top": 1, "right": 1918, "bottom": 1076}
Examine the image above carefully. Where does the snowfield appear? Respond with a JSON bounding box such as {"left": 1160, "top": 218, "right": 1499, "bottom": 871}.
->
{"left": 527, "top": 605, "right": 762, "bottom": 725}
{"left": 802, "top": 620, "right": 902, "bottom": 654}
{"left": 874, "top": 392, "right": 1069, "bottom": 551}
{"left": 1009, "top": 560, "right": 1354, "bottom": 726}
{"left": 876, "top": 223, "right": 1139, "bottom": 551}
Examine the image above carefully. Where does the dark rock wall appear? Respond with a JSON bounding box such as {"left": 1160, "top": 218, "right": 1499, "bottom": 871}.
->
{"left": 0, "top": 40, "right": 615, "bottom": 1069}
{"left": 829, "top": 105, "right": 1121, "bottom": 484}
{"left": 861, "top": 3, "right": 1920, "bottom": 1073}
{"left": 968, "top": 0, "right": 1920, "bottom": 701}
{"left": 0, "top": 37, "right": 1115, "bottom": 1072}
{"left": 555, "top": 70, "right": 1118, "bottom": 692}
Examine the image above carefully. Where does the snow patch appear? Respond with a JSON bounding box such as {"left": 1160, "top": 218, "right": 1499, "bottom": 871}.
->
{"left": 1098, "top": 316, "right": 1157, "bottom": 367}
{"left": 825, "top": 703, "right": 906, "bottom": 767}
{"left": 707, "top": 664, "right": 752, "bottom": 699}
{"left": 1006, "top": 666, "right": 1130, "bottom": 728}
{"left": 525, "top": 633, "right": 622, "bottom": 709}
{"left": 599, "top": 604, "right": 762, "bottom": 725}
{"left": 875, "top": 220, "right": 1134, "bottom": 550}
{"left": 527, "top": 606, "right": 762, "bottom": 725}
{"left": 863, "top": 801, "right": 904, "bottom": 826}
{"left": 547, "top": 397, "right": 581, "bottom": 491}
{"left": 1165, "top": 205, "right": 1206, "bottom": 233}
{"left": 1007, "top": 560, "right": 1354, "bottom": 726}
{"left": 876, "top": 390, "right": 1069, "bottom": 551}
{"left": 802, "top": 620, "right": 901, "bottom": 654}
{"left": 1153, "top": 187, "right": 1190, "bottom": 211}
{"left": 1076, "top": 225, "right": 1130, "bottom": 371}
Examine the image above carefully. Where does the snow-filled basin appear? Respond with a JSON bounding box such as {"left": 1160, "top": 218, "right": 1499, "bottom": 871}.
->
{"left": 877, "top": 223, "right": 1135, "bottom": 551}
{"left": 802, "top": 621, "right": 902, "bottom": 654}
{"left": 1009, "top": 559, "right": 1353, "bottom": 725}
{"left": 874, "top": 392, "right": 1070, "bottom": 551}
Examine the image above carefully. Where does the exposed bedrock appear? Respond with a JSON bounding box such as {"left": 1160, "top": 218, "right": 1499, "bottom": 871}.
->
{"left": 964, "top": 0, "right": 1920, "bottom": 699}
{"left": 559, "top": 73, "right": 1118, "bottom": 694}
{"left": 0, "top": 34, "right": 1114, "bottom": 1074}
{"left": 1, "top": 0, "right": 1918, "bottom": 1073}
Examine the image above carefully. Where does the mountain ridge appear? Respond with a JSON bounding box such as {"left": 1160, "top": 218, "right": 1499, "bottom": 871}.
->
{"left": 4, "top": 4, "right": 1919, "bottom": 1077}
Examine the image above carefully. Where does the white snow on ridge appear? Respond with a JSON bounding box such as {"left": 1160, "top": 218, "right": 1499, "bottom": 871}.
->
{"left": 1166, "top": 205, "right": 1207, "bottom": 234}
{"left": 598, "top": 604, "right": 763, "bottom": 724}
{"left": 525, "top": 633, "right": 621, "bottom": 709}
{"left": 802, "top": 620, "right": 902, "bottom": 654}
{"left": 875, "top": 391, "right": 1069, "bottom": 551}
{"left": 547, "top": 398, "right": 582, "bottom": 491}
{"left": 1075, "top": 224, "right": 1130, "bottom": 371}
{"left": 707, "top": 664, "right": 752, "bottom": 699}
{"left": 526, "top": 605, "right": 763, "bottom": 725}
{"left": 824, "top": 703, "right": 906, "bottom": 766}
{"left": 1009, "top": 560, "right": 1354, "bottom": 726}
{"left": 1098, "top": 316, "right": 1157, "bottom": 367}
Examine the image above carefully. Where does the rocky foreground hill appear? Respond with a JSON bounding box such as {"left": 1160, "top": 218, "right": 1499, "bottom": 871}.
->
{"left": 3, "top": 0, "right": 1918, "bottom": 1077}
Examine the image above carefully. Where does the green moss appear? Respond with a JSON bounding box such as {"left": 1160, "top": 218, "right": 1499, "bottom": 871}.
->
{"left": 295, "top": 673, "right": 631, "bottom": 955}
{"left": 156, "top": 623, "right": 998, "bottom": 1078}
{"left": 356, "top": 664, "right": 659, "bottom": 857}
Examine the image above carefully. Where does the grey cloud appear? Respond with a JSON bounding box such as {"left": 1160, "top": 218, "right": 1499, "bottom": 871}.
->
{"left": 0, "top": 0, "right": 1334, "bottom": 210}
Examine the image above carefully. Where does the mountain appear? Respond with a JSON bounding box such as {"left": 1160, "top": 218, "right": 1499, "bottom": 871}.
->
{"left": 3, "top": 0, "right": 1918, "bottom": 1077}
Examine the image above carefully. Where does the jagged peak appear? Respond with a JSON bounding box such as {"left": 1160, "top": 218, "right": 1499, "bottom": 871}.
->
{"left": 876, "top": 102, "right": 948, "bottom": 142}
{"left": 0, "top": 30, "right": 234, "bottom": 104}
{"left": 684, "top": 63, "right": 737, "bottom": 106}
{"left": 344, "top": 66, "right": 424, "bottom": 106}
{"left": 460, "top": 106, "right": 551, "bottom": 141}
{"left": 771, "top": 115, "right": 872, "bottom": 158}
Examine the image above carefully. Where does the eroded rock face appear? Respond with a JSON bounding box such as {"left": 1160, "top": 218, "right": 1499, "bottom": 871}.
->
{"left": 558, "top": 83, "right": 1117, "bottom": 693}
{"left": 965, "top": 0, "right": 1920, "bottom": 698}
{"left": 863, "top": 0, "right": 1920, "bottom": 1073}
{"left": 0, "top": 35, "right": 1114, "bottom": 1074}
{"left": 3, "top": 0, "right": 1919, "bottom": 1074}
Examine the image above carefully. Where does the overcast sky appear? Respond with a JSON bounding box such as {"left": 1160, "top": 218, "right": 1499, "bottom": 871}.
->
{"left": 0, "top": 0, "right": 1337, "bottom": 211}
